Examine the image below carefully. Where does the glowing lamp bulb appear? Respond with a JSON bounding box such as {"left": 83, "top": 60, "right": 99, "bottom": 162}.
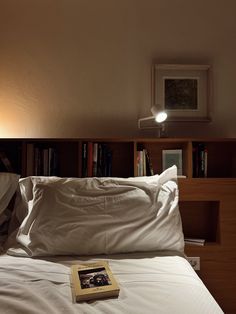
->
{"left": 155, "top": 111, "right": 167, "bottom": 123}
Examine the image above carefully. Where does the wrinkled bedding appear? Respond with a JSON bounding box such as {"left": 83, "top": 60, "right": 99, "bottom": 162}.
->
{"left": 0, "top": 252, "right": 223, "bottom": 314}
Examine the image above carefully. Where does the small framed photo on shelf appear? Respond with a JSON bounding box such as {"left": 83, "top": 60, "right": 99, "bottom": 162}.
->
{"left": 162, "top": 149, "right": 183, "bottom": 175}
{"left": 152, "top": 64, "right": 211, "bottom": 121}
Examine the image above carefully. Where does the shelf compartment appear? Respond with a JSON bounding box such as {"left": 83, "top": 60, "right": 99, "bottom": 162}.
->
{"left": 0, "top": 140, "right": 22, "bottom": 174}
{"left": 192, "top": 141, "right": 236, "bottom": 178}
{"left": 179, "top": 200, "right": 220, "bottom": 243}
{"left": 136, "top": 140, "right": 190, "bottom": 177}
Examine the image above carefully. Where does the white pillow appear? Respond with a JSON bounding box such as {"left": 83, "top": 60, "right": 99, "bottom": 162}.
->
{"left": 9, "top": 166, "right": 184, "bottom": 257}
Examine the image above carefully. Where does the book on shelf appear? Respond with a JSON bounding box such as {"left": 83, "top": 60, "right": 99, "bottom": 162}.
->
{"left": 137, "top": 150, "right": 144, "bottom": 176}
{"left": 71, "top": 261, "right": 120, "bottom": 302}
{"left": 92, "top": 143, "right": 98, "bottom": 177}
{"left": 97, "top": 143, "right": 103, "bottom": 177}
{"left": 26, "top": 143, "right": 35, "bottom": 176}
{"left": 144, "top": 149, "right": 154, "bottom": 176}
{"left": 26, "top": 144, "right": 58, "bottom": 176}
{"left": 87, "top": 142, "right": 93, "bottom": 177}
{"left": 136, "top": 149, "right": 154, "bottom": 176}
{"left": 184, "top": 238, "right": 205, "bottom": 246}
{"left": 192, "top": 143, "right": 208, "bottom": 178}
{"left": 104, "top": 147, "right": 112, "bottom": 177}
{"left": 82, "top": 142, "right": 88, "bottom": 177}
{"left": 82, "top": 143, "right": 112, "bottom": 177}
{"left": 0, "top": 151, "right": 14, "bottom": 172}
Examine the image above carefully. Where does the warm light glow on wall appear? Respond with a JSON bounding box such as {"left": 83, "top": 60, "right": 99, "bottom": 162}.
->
{"left": 0, "top": 122, "right": 22, "bottom": 138}
{"left": 0, "top": 106, "right": 28, "bottom": 138}
{"left": 0, "top": 125, "right": 9, "bottom": 138}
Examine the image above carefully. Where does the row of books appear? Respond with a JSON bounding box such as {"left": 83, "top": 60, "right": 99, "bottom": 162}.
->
{"left": 192, "top": 143, "right": 208, "bottom": 178}
{"left": 136, "top": 149, "right": 154, "bottom": 176}
{"left": 26, "top": 144, "right": 58, "bottom": 176}
{"left": 82, "top": 142, "right": 112, "bottom": 177}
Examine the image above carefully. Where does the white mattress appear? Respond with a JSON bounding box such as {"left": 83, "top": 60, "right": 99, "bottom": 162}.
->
{"left": 0, "top": 252, "right": 223, "bottom": 314}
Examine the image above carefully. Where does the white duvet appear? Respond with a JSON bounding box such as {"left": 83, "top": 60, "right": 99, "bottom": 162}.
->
{"left": 0, "top": 252, "right": 223, "bottom": 314}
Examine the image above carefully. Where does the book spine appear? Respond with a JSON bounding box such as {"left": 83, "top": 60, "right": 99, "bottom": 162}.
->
{"left": 198, "top": 143, "right": 206, "bottom": 177}
{"left": 192, "top": 144, "right": 197, "bottom": 177}
{"left": 204, "top": 148, "right": 208, "bottom": 178}
{"left": 87, "top": 142, "right": 93, "bottom": 177}
{"left": 97, "top": 143, "right": 103, "bottom": 177}
{"left": 193, "top": 143, "right": 207, "bottom": 178}
{"left": 143, "top": 149, "right": 146, "bottom": 176}
{"left": 145, "top": 149, "right": 154, "bottom": 176}
{"left": 48, "top": 147, "right": 57, "bottom": 176}
{"left": 34, "top": 147, "right": 43, "bottom": 176}
{"left": 26, "top": 143, "right": 35, "bottom": 176}
{"left": 139, "top": 151, "right": 143, "bottom": 176}
{"left": 82, "top": 142, "right": 88, "bottom": 177}
{"left": 43, "top": 148, "right": 49, "bottom": 176}
{"left": 106, "top": 149, "right": 112, "bottom": 177}
{"left": 92, "top": 143, "right": 98, "bottom": 176}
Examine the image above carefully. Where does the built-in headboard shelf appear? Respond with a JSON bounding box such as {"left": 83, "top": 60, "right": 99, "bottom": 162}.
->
{"left": 0, "top": 137, "right": 236, "bottom": 312}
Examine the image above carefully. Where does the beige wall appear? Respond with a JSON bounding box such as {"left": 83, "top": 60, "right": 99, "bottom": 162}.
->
{"left": 0, "top": 0, "right": 235, "bottom": 138}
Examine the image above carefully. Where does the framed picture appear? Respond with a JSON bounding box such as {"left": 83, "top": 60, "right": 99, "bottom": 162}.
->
{"left": 162, "top": 149, "right": 183, "bottom": 175}
{"left": 152, "top": 64, "right": 211, "bottom": 121}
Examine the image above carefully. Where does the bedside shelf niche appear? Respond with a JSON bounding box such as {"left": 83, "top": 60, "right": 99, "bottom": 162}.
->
{"left": 179, "top": 200, "right": 220, "bottom": 244}
{"left": 192, "top": 140, "right": 236, "bottom": 178}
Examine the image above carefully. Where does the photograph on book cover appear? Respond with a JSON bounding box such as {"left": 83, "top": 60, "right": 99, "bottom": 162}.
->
{"left": 152, "top": 64, "right": 211, "bottom": 121}
{"left": 71, "top": 261, "right": 120, "bottom": 302}
{"left": 79, "top": 267, "right": 112, "bottom": 289}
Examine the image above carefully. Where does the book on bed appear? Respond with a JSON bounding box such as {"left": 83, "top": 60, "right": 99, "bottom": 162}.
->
{"left": 71, "top": 261, "right": 120, "bottom": 302}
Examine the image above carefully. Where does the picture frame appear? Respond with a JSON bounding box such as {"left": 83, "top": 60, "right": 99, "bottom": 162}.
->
{"left": 152, "top": 64, "right": 212, "bottom": 121}
{"left": 162, "top": 149, "right": 183, "bottom": 176}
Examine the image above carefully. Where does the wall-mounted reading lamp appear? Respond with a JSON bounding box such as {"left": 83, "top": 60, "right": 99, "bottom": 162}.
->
{"left": 138, "top": 105, "right": 168, "bottom": 129}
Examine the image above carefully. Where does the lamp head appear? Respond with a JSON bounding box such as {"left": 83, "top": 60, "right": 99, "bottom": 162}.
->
{"left": 151, "top": 105, "right": 168, "bottom": 123}
{"left": 138, "top": 104, "right": 168, "bottom": 130}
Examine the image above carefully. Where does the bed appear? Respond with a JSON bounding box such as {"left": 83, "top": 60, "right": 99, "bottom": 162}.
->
{"left": 0, "top": 167, "right": 223, "bottom": 314}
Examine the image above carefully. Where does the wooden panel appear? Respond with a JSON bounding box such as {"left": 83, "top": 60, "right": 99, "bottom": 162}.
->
{"left": 179, "top": 179, "right": 236, "bottom": 314}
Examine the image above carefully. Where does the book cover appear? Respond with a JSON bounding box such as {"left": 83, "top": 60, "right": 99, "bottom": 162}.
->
{"left": 71, "top": 261, "right": 120, "bottom": 302}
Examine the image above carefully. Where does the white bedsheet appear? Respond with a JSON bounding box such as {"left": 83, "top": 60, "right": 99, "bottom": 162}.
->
{"left": 0, "top": 252, "right": 223, "bottom": 314}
